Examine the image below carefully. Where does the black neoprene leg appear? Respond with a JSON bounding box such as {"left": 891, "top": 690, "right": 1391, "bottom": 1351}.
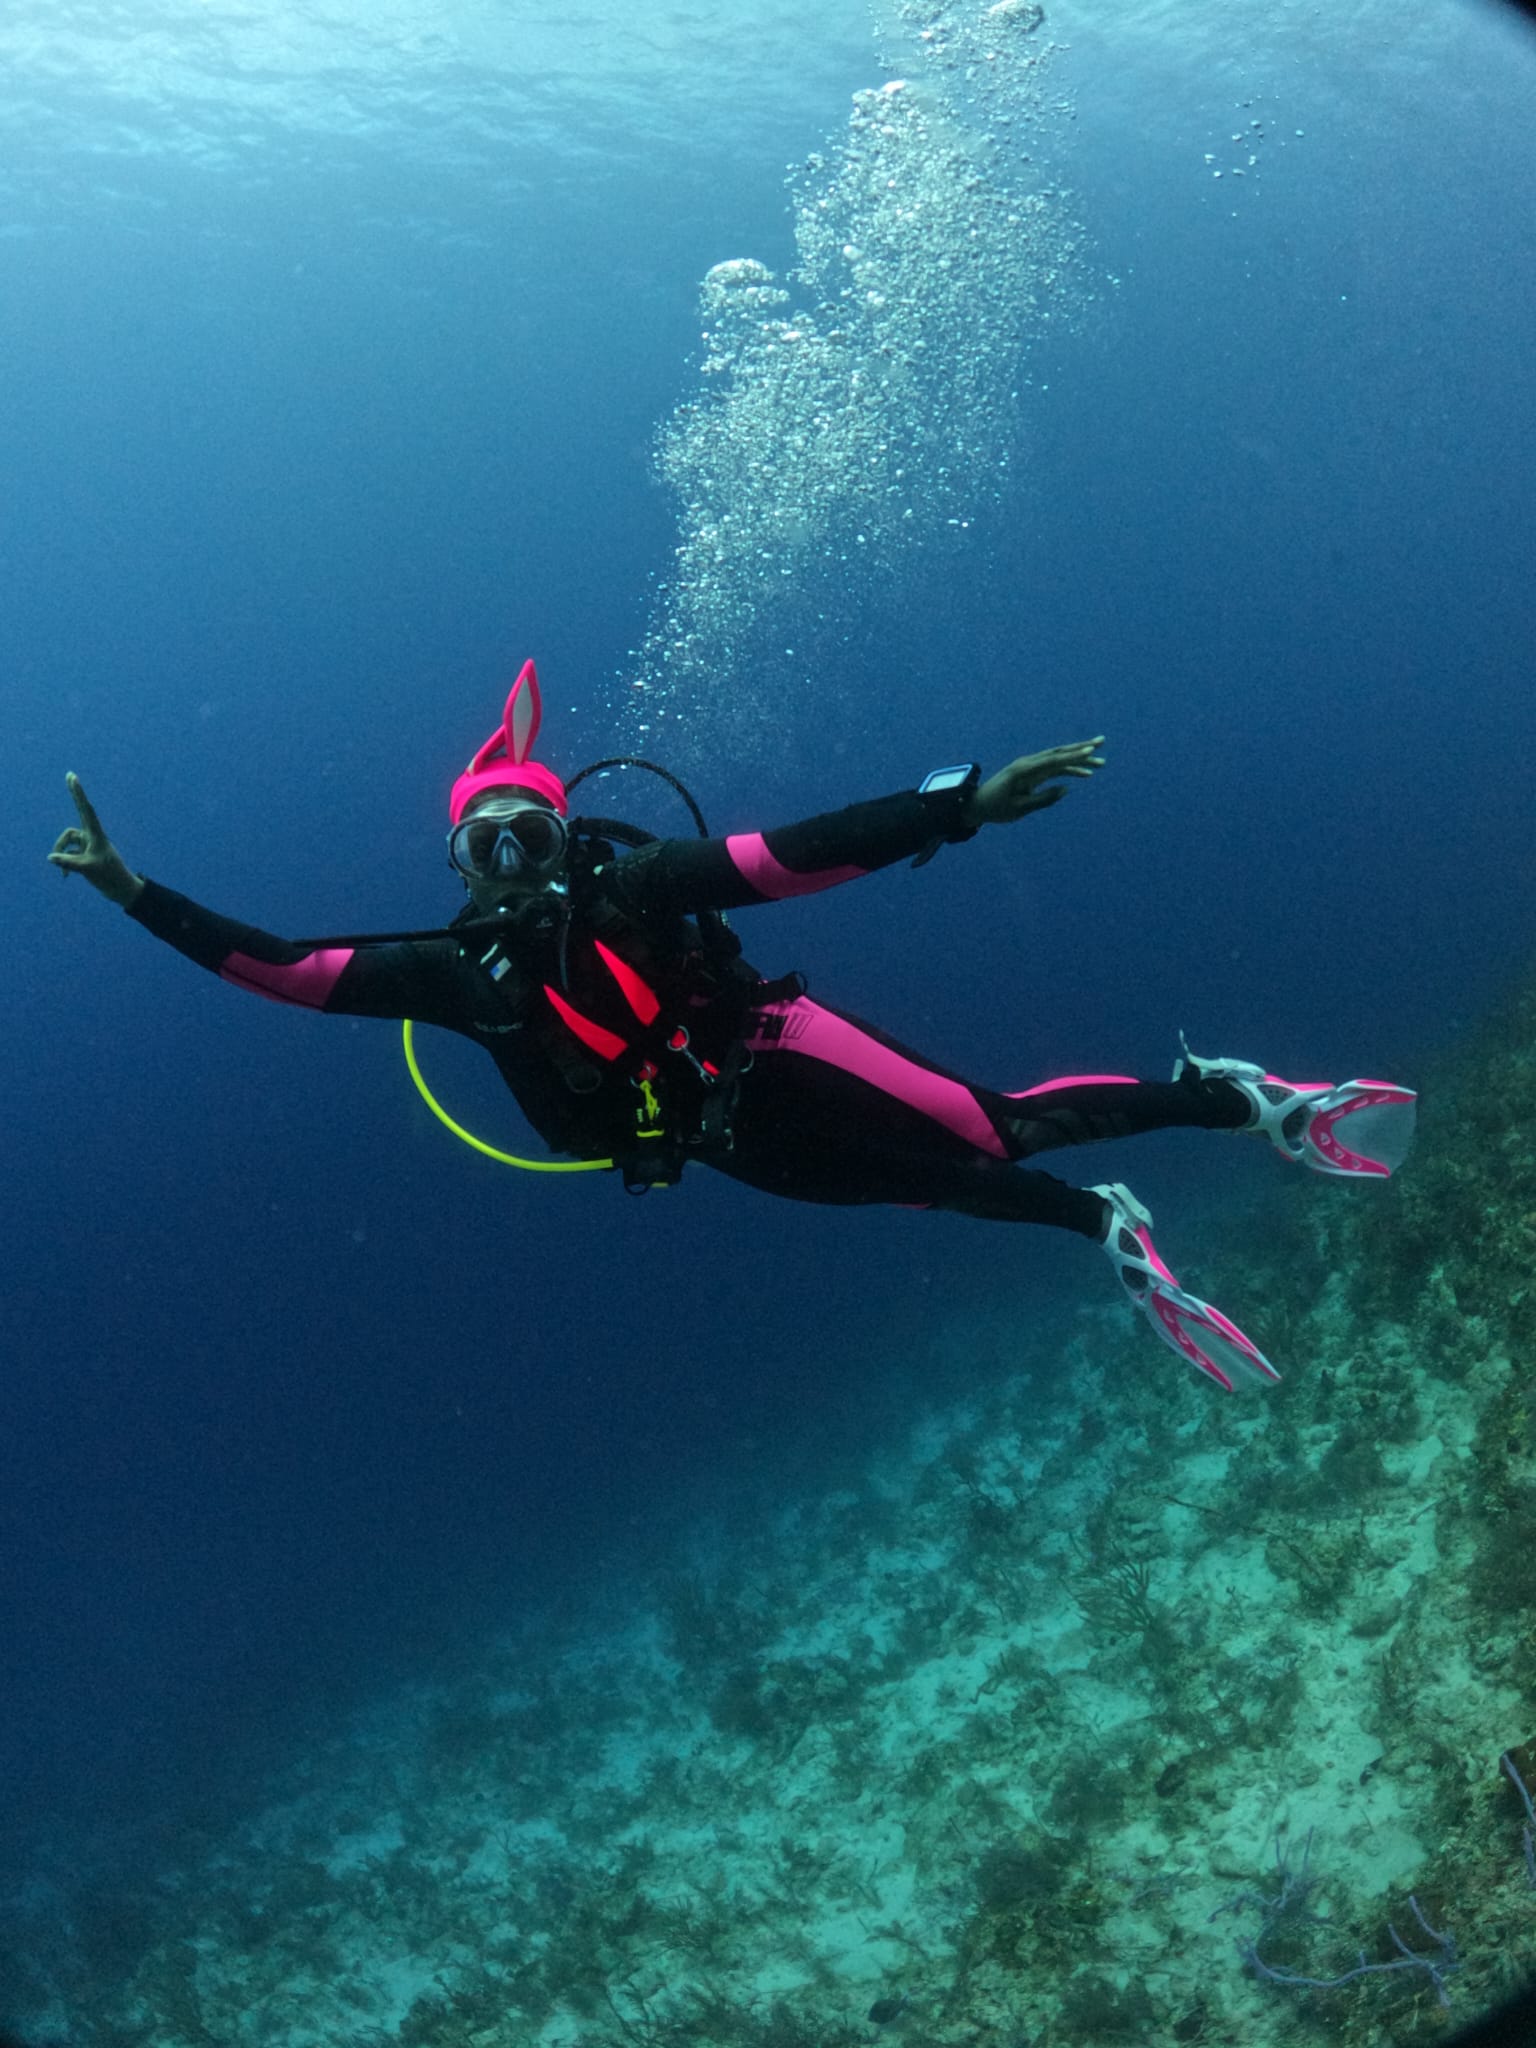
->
{"left": 716, "top": 1006, "right": 1250, "bottom": 1242}
{"left": 716, "top": 1103, "right": 1112, "bottom": 1236}
{"left": 989, "top": 1075, "right": 1250, "bottom": 1159}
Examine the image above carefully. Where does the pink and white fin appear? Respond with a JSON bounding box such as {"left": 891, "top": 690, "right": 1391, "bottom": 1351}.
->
{"left": 1298, "top": 1081, "right": 1417, "bottom": 1177}
{"left": 1174, "top": 1035, "right": 1416, "bottom": 1179}
{"left": 1090, "top": 1181, "right": 1280, "bottom": 1393}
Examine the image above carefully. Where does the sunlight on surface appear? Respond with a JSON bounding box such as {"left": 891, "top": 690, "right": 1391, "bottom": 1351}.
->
{"left": 0, "top": 0, "right": 875, "bottom": 166}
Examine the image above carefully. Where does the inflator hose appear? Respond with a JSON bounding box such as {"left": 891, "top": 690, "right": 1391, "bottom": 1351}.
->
{"left": 402, "top": 1019, "right": 612, "bottom": 1173}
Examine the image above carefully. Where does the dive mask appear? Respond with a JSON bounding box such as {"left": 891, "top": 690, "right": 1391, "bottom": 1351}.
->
{"left": 447, "top": 805, "right": 569, "bottom": 883}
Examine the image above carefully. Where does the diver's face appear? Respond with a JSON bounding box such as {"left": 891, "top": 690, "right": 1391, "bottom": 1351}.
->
{"left": 453, "top": 794, "right": 569, "bottom": 912}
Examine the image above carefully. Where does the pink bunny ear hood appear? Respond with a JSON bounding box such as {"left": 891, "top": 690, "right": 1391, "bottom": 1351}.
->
{"left": 448, "top": 659, "right": 569, "bottom": 821}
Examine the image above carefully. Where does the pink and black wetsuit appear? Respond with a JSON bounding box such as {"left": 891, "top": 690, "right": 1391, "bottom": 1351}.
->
{"left": 127, "top": 781, "right": 1247, "bottom": 1232}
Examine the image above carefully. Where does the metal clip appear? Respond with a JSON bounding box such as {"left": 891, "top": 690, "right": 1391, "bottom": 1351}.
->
{"left": 666, "top": 1026, "right": 717, "bottom": 1084}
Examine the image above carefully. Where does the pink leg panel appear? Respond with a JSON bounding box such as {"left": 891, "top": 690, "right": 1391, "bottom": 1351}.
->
{"left": 745, "top": 998, "right": 1009, "bottom": 1158}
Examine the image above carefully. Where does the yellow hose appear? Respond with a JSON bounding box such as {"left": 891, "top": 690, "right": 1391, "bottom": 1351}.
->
{"left": 402, "top": 1018, "right": 612, "bottom": 1173}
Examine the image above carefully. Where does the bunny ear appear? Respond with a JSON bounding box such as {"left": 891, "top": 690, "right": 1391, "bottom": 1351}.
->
{"left": 503, "top": 659, "right": 542, "bottom": 764}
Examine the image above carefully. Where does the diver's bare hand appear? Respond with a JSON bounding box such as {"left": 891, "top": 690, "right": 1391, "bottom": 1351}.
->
{"left": 49, "top": 773, "right": 144, "bottom": 907}
{"left": 967, "top": 738, "right": 1105, "bottom": 827}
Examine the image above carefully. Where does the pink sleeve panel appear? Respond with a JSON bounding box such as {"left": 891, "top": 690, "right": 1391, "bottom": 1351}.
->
{"left": 725, "top": 832, "right": 868, "bottom": 900}
{"left": 220, "top": 947, "right": 356, "bottom": 1008}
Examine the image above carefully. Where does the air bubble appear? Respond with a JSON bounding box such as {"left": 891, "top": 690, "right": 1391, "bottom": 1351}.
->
{"left": 613, "top": 0, "right": 1084, "bottom": 749}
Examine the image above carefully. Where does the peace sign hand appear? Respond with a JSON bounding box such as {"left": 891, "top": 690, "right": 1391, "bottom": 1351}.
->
{"left": 50, "top": 773, "right": 144, "bottom": 907}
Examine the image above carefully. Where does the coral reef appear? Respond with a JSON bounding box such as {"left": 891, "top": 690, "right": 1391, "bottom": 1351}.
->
{"left": 15, "top": 979, "right": 1536, "bottom": 2045}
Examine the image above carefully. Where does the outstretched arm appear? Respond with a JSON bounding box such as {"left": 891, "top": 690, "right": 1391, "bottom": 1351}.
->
{"left": 597, "top": 738, "right": 1105, "bottom": 921}
{"left": 49, "top": 774, "right": 462, "bottom": 1023}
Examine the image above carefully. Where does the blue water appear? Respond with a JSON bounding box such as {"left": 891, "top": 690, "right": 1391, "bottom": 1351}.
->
{"left": 2, "top": 0, "right": 1534, "bottom": 2018}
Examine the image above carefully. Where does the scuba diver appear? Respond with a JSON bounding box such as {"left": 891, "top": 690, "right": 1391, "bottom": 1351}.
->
{"left": 49, "top": 660, "right": 1416, "bottom": 1390}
